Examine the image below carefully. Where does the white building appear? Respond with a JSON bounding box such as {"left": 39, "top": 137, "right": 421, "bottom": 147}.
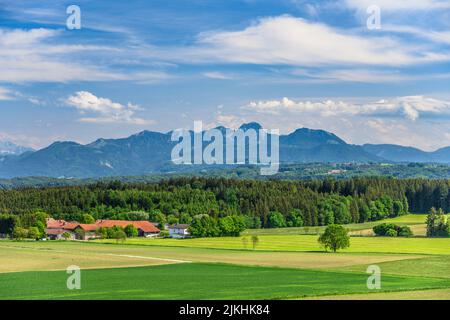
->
{"left": 168, "top": 224, "right": 190, "bottom": 238}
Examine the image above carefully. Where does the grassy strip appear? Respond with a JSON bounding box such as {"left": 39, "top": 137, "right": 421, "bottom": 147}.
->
{"left": 95, "top": 234, "right": 450, "bottom": 255}
{"left": 242, "top": 214, "right": 427, "bottom": 236}
{"left": 0, "top": 263, "right": 449, "bottom": 300}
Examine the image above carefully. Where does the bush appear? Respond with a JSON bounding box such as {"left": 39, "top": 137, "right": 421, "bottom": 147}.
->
{"left": 28, "top": 227, "right": 41, "bottom": 240}
{"left": 159, "top": 230, "right": 170, "bottom": 238}
{"left": 373, "top": 223, "right": 397, "bottom": 236}
{"left": 12, "top": 227, "right": 28, "bottom": 240}
{"left": 62, "top": 232, "right": 72, "bottom": 240}
{"left": 110, "top": 229, "right": 127, "bottom": 243}
{"left": 95, "top": 227, "right": 108, "bottom": 239}
{"left": 124, "top": 224, "right": 138, "bottom": 237}
{"left": 385, "top": 229, "right": 398, "bottom": 237}
{"left": 398, "top": 226, "right": 413, "bottom": 237}
{"left": 75, "top": 228, "right": 85, "bottom": 240}
{"left": 373, "top": 223, "right": 412, "bottom": 237}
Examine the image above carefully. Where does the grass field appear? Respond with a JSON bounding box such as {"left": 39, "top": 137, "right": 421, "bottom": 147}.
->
{"left": 302, "top": 288, "right": 450, "bottom": 300}
{"left": 97, "top": 234, "right": 450, "bottom": 255}
{"left": 242, "top": 214, "right": 427, "bottom": 236}
{"left": 0, "top": 241, "right": 424, "bottom": 272}
{"left": 1, "top": 263, "right": 449, "bottom": 300}
{"left": 338, "top": 255, "right": 450, "bottom": 279}
{"left": 1, "top": 212, "right": 449, "bottom": 300}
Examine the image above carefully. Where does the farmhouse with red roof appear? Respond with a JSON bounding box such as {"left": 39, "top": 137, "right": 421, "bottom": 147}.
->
{"left": 46, "top": 218, "right": 160, "bottom": 240}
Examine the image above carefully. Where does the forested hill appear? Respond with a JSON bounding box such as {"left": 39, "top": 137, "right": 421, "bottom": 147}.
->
{"left": 1, "top": 177, "right": 448, "bottom": 231}
{"left": 2, "top": 162, "right": 450, "bottom": 189}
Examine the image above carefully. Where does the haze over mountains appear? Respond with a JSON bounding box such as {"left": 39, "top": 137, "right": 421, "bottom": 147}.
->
{"left": 1, "top": 122, "right": 450, "bottom": 178}
{"left": 0, "top": 141, "right": 34, "bottom": 156}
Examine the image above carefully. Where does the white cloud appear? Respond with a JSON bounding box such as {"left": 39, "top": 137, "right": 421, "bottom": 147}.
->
{"left": 244, "top": 96, "right": 450, "bottom": 121}
{"left": 158, "top": 15, "right": 445, "bottom": 67}
{"left": 203, "top": 72, "right": 235, "bottom": 80}
{"left": 0, "top": 28, "right": 171, "bottom": 83}
{"left": 0, "top": 87, "right": 15, "bottom": 100}
{"left": 291, "top": 68, "right": 416, "bottom": 83}
{"left": 27, "top": 97, "right": 46, "bottom": 106}
{"left": 383, "top": 24, "right": 450, "bottom": 45}
{"left": 210, "top": 96, "right": 450, "bottom": 150}
{"left": 344, "top": 0, "right": 450, "bottom": 11}
{"left": 65, "top": 91, "right": 153, "bottom": 125}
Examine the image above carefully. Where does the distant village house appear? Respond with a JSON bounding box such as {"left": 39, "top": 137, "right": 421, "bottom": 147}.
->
{"left": 168, "top": 224, "right": 190, "bottom": 238}
{"left": 46, "top": 218, "right": 160, "bottom": 240}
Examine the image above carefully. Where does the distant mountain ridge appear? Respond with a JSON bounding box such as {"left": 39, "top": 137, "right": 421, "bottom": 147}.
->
{"left": 361, "top": 144, "right": 450, "bottom": 163}
{"left": 0, "top": 123, "right": 449, "bottom": 178}
{"left": 0, "top": 141, "right": 34, "bottom": 155}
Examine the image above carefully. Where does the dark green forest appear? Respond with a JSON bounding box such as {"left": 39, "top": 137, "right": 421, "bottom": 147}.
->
{"left": 1, "top": 177, "right": 450, "bottom": 236}
{"left": 2, "top": 163, "right": 450, "bottom": 190}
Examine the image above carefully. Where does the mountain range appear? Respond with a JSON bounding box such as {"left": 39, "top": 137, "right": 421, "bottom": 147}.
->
{"left": 1, "top": 122, "right": 450, "bottom": 178}
{"left": 0, "top": 141, "right": 34, "bottom": 156}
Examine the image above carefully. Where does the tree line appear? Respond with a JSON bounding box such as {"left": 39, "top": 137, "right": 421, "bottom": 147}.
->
{"left": 0, "top": 176, "right": 449, "bottom": 237}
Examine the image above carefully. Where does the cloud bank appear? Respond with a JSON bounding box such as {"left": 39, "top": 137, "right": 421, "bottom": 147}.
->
{"left": 160, "top": 15, "right": 447, "bottom": 67}
{"left": 65, "top": 91, "right": 153, "bottom": 125}
{"left": 245, "top": 96, "right": 450, "bottom": 121}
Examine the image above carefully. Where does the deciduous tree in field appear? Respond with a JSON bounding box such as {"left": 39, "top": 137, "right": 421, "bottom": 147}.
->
{"left": 242, "top": 236, "right": 248, "bottom": 249}
{"left": 318, "top": 224, "right": 350, "bottom": 253}
{"left": 251, "top": 235, "right": 259, "bottom": 250}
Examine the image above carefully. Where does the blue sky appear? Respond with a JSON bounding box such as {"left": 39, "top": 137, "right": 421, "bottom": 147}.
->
{"left": 0, "top": 0, "right": 450, "bottom": 150}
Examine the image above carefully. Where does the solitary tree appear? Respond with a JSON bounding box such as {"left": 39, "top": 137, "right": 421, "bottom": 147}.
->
{"left": 242, "top": 236, "right": 248, "bottom": 249}
{"left": 318, "top": 224, "right": 350, "bottom": 252}
{"left": 251, "top": 235, "right": 259, "bottom": 250}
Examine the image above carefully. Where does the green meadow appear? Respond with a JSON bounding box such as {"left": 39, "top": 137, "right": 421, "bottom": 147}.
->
{"left": 242, "top": 214, "right": 428, "bottom": 236}
{"left": 97, "top": 234, "right": 450, "bottom": 255}
{"left": 0, "top": 214, "right": 449, "bottom": 300}
{"left": 1, "top": 263, "right": 449, "bottom": 300}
